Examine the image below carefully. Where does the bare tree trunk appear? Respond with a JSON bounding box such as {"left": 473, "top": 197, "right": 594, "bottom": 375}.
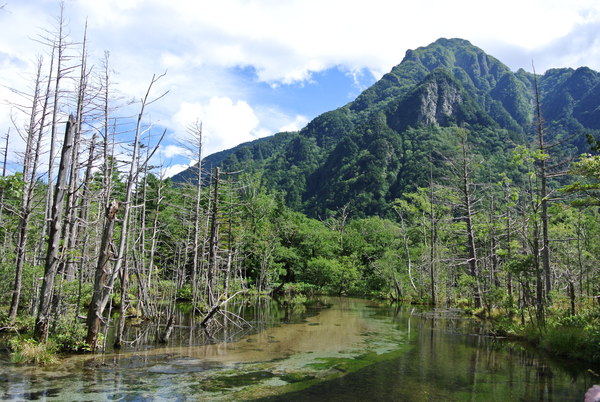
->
{"left": 0, "top": 129, "right": 8, "bottom": 266}
{"left": 38, "top": 4, "right": 72, "bottom": 265}
{"left": 131, "top": 149, "right": 148, "bottom": 316}
{"left": 86, "top": 200, "right": 119, "bottom": 349}
{"left": 502, "top": 179, "right": 514, "bottom": 304}
{"left": 533, "top": 69, "right": 551, "bottom": 302}
{"left": 74, "top": 134, "right": 96, "bottom": 320}
{"left": 146, "top": 178, "right": 162, "bottom": 291}
{"left": 395, "top": 207, "right": 417, "bottom": 293}
{"left": 111, "top": 73, "right": 167, "bottom": 348}
{"left": 200, "top": 186, "right": 213, "bottom": 299}
{"left": 224, "top": 176, "right": 235, "bottom": 298}
{"left": 35, "top": 114, "right": 76, "bottom": 341}
{"left": 488, "top": 192, "right": 500, "bottom": 287}
{"left": 0, "top": 129, "right": 9, "bottom": 232}
{"left": 207, "top": 167, "right": 220, "bottom": 306}
{"left": 528, "top": 170, "right": 544, "bottom": 325}
{"left": 9, "top": 60, "right": 44, "bottom": 324}
{"left": 459, "top": 136, "right": 482, "bottom": 308}
{"left": 188, "top": 121, "right": 203, "bottom": 304}
{"left": 63, "top": 22, "right": 89, "bottom": 281}
{"left": 428, "top": 165, "right": 436, "bottom": 306}
{"left": 85, "top": 53, "right": 115, "bottom": 350}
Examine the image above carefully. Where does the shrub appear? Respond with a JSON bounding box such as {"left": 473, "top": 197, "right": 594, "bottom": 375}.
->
{"left": 9, "top": 337, "right": 57, "bottom": 365}
{"left": 541, "top": 326, "right": 593, "bottom": 361}
{"left": 282, "top": 282, "right": 318, "bottom": 296}
{"left": 51, "top": 318, "right": 90, "bottom": 353}
{"left": 176, "top": 284, "right": 193, "bottom": 301}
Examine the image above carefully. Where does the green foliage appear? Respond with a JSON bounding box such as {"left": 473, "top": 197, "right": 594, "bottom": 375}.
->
{"left": 9, "top": 336, "right": 57, "bottom": 365}
{"left": 563, "top": 152, "right": 600, "bottom": 206}
{"left": 0, "top": 260, "right": 43, "bottom": 307}
{"left": 0, "top": 173, "right": 25, "bottom": 199}
{"left": 60, "top": 280, "right": 93, "bottom": 307}
{"left": 50, "top": 318, "right": 91, "bottom": 353}
{"left": 4, "top": 315, "right": 90, "bottom": 363}
{"left": 540, "top": 308, "right": 600, "bottom": 362}
{"left": 540, "top": 326, "right": 597, "bottom": 361}
{"left": 303, "top": 257, "right": 343, "bottom": 289}
{"left": 503, "top": 254, "right": 536, "bottom": 278}
{"left": 177, "top": 284, "right": 193, "bottom": 301}
{"left": 280, "top": 282, "right": 318, "bottom": 297}
{"left": 457, "top": 274, "right": 477, "bottom": 298}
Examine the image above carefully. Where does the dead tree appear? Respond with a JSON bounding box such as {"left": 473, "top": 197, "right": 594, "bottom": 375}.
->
{"left": 86, "top": 200, "right": 119, "bottom": 348}
{"left": 35, "top": 114, "right": 76, "bottom": 341}
{"left": 207, "top": 167, "right": 220, "bottom": 306}
{"left": 188, "top": 121, "right": 203, "bottom": 304}
{"left": 393, "top": 202, "right": 418, "bottom": 294}
{"left": 74, "top": 133, "right": 96, "bottom": 320}
{"left": 0, "top": 129, "right": 9, "bottom": 234}
{"left": 9, "top": 60, "right": 45, "bottom": 324}
{"left": 533, "top": 67, "right": 552, "bottom": 301}
{"left": 37, "top": 3, "right": 75, "bottom": 264}
{"left": 437, "top": 130, "right": 483, "bottom": 308}
{"left": 459, "top": 133, "right": 483, "bottom": 308}
{"left": 90, "top": 73, "right": 167, "bottom": 349}
{"left": 62, "top": 22, "right": 90, "bottom": 281}
{"left": 85, "top": 52, "right": 119, "bottom": 350}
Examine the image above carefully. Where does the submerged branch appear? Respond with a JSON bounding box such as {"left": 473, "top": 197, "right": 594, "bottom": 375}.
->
{"left": 200, "top": 290, "right": 248, "bottom": 328}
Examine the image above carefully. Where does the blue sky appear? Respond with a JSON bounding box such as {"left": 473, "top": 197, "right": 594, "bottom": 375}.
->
{"left": 1, "top": 0, "right": 600, "bottom": 177}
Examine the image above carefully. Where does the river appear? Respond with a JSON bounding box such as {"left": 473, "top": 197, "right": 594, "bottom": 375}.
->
{"left": 0, "top": 297, "right": 596, "bottom": 400}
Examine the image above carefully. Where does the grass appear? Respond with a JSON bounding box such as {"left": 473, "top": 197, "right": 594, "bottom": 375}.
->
{"left": 9, "top": 337, "right": 57, "bottom": 365}
{"left": 480, "top": 299, "right": 600, "bottom": 364}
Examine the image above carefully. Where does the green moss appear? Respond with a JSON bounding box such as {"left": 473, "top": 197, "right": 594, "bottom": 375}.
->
{"left": 307, "top": 356, "right": 371, "bottom": 372}
{"left": 231, "top": 346, "right": 412, "bottom": 399}
{"left": 200, "top": 371, "right": 276, "bottom": 391}
{"left": 280, "top": 373, "right": 316, "bottom": 383}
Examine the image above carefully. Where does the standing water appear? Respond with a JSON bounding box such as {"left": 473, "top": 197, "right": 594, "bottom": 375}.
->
{"left": 0, "top": 297, "right": 596, "bottom": 400}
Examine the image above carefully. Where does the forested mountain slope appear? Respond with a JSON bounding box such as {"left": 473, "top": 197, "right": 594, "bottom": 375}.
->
{"left": 172, "top": 38, "right": 600, "bottom": 217}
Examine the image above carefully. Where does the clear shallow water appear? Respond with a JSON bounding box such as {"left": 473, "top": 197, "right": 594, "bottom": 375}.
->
{"left": 0, "top": 298, "right": 597, "bottom": 401}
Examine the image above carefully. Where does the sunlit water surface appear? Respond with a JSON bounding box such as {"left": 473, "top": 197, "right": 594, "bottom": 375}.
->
{"left": 0, "top": 297, "right": 597, "bottom": 401}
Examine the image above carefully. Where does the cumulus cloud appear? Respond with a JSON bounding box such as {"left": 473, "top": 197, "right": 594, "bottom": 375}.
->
{"left": 161, "top": 163, "right": 192, "bottom": 178}
{"left": 6, "top": 1, "right": 600, "bottom": 85}
{"left": 173, "top": 97, "right": 263, "bottom": 156}
{"left": 162, "top": 144, "right": 191, "bottom": 159}
{"left": 2, "top": 0, "right": 600, "bottom": 170}
{"left": 68, "top": 0, "right": 600, "bottom": 85}
{"left": 279, "top": 115, "right": 309, "bottom": 133}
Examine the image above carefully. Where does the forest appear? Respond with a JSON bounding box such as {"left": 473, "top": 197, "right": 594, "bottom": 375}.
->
{"left": 0, "top": 10, "right": 599, "bottom": 368}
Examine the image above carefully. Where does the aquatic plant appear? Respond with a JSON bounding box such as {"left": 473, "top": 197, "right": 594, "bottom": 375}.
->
{"left": 9, "top": 336, "right": 56, "bottom": 365}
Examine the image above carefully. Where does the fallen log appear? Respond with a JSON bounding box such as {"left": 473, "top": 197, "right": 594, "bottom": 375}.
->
{"left": 200, "top": 290, "right": 247, "bottom": 328}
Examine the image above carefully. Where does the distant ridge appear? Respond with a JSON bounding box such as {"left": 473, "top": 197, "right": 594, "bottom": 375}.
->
{"left": 172, "top": 38, "right": 600, "bottom": 217}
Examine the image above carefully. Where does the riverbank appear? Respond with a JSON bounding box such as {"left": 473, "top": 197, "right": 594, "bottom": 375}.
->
{"left": 469, "top": 300, "right": 600, "bottom": 365}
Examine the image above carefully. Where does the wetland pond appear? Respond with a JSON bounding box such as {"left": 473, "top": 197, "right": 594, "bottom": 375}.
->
{"left": 1, "top": 297, "right": 597, "bottom": 401}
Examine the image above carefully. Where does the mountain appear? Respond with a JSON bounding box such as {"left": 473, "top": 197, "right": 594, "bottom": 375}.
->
{"left": 172, "top": 38, "right": 600, "bottom": 217}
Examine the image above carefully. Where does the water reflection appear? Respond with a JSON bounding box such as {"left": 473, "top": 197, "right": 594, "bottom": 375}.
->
{"left": 0, "top": 298, "right": 596, "bottom": 401}
{"left": 271, "top": 305, "right": 597, "bottom": 401}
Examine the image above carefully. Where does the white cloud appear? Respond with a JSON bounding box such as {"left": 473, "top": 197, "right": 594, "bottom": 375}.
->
{"left": 162, "top": 144, "right": 191, "bottom": 159}
{"left": 161, "top": 163, "right": 191, "bottom": 178}
{"left": 279, "top": 115, "right": 309, "bottom": 133}
{"left": 173, "top": 97, "right": 263, "bottom": 157}
{"left": 2, "top": 0, "right": 600, "bottom": 168}
{"left": 58, "top": 0, "right": 600, "bottom": 99}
